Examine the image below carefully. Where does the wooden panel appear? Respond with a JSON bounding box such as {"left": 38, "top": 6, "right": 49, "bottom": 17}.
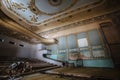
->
{"left": 110, "top": 45, "right": 120, "bottom": 67}
{"left": 100, "top": 22, "right": 120, "bottom": 68}
{"left": 100, "top": 22, "right": 120, "bottom": 44}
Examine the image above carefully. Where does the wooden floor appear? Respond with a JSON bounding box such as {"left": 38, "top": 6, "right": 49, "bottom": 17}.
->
{"left": 21, "top": 67, "right": 120, "bottom": 80}
{"left": 22, "top": 73, "right": 81, "bottom": 80}
{"left": 52, "top": 67, "right": 120, "bottom": 79}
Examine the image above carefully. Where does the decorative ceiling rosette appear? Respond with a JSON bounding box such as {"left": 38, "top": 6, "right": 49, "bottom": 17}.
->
{"left": 29, "top": 0, "right": 77, "bottom": 15}
{"left": 1, "top": 0, "right": 104, "bottom": 25}
{"left": 48, "top": 0, "right": 62, "bottom": 6}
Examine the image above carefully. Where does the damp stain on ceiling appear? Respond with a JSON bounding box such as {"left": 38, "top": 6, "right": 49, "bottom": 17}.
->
{"left": 1, "top": 0, "right": 101, "bottom": 25}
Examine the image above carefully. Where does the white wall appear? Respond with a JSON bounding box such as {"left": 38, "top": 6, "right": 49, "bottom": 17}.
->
{"left": 0, "top": 35, "right": 33, "bottom": 58}
{"left": 0, "top": 35, "right": 49, "bottom": 60}
{"left": 29, "top": 44, "right": 46, "bottom": 59}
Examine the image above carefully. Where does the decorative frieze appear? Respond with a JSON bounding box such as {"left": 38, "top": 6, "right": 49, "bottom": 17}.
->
{"left": 39, "top": 11, "right": 120, "bottom": 36}
{"left": 0, "top": 26, "right": 33, "bottom": 43}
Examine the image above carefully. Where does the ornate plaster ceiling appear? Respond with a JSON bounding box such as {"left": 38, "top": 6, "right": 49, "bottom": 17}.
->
{"left": 1, "top": 0, "right": 101, "bottom": 25}
{"left": 30, "top": 0, "right": 77, "bottom": 15}
{"left": 0, "top": 10, "right": 57, "bottom": 44}
{"left": 0, "top": 0, "right": 120, "bottom": 44}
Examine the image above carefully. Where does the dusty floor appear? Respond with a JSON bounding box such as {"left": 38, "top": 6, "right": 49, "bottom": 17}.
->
{"left": 21, "top": 67, "right": 120, "bottom": 80}
{"left": 22, "top": 73, "right": 82, "bottom": 80}
{"left": 53, "top": 67, "right": 120, "bottom": 78}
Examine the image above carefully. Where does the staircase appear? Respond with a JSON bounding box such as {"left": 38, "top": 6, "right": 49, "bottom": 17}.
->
{"left": 36, "top": 50, "right": 62, "bottom": 66}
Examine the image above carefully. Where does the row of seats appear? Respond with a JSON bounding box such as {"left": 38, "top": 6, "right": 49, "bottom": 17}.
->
{"left": 0, "top": 57, "right": 57, "bottom": 76}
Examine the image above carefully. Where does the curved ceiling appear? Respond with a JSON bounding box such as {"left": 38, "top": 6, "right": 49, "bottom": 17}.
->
{"left": 32, "top": 0, "right": 76, "bottom": 14}
{"left": 1, "top": 0, "right": 101, "bottom": 25}
{"left": 1, "top": 0, "right": 119, "bottom": 44}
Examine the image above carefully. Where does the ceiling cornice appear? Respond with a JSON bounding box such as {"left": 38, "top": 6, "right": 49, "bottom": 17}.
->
{"left": 36, "top": 0, "right": 105, "bottom": 33}
{"left": 29, "top": 0, "right": 77, "bottom": 15}
{"left": 1, "top": 0, "right": 103, "bottom": 26}
{"left": 37, "top": 0, "right": 120, "bottom": 35}
{"left": 0, "top": 11, "right": 57, "bottom": 44}
{"left": 37, "top": 0, "right": 104, "bottom": 25}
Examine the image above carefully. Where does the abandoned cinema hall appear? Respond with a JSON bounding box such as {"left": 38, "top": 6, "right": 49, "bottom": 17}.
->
{"left": 0, "top": 0, "right": 120, "bottom": 80}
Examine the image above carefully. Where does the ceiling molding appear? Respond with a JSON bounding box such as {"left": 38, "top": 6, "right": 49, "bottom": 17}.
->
{"left": 48, "top": 0, "right": 62, "bottom": 6}
{"left": 0, "top": 11, "right": 57, "bottom": 44}
{"left": 1, "top": 0, "right": 103, "bottom": 26}
{"left": 37, "top": 0, "right": 104, "bottom": 25}
{"left": 39, "top": 10, "right": 120, "bottom": 37}
{"left": 39, "top": 15, "right": 107, "bottom": 36}
{"left": 0, "top": 26, "right": 33, "bottom": 43}
{"left": 29, "top": 0, "right": 77, "bottom": 15}
{"left": 0, "top": 0, "right": 120, "bottom": 44}
{"left": 36, "top": 0, "right": 120, "bottom": 33}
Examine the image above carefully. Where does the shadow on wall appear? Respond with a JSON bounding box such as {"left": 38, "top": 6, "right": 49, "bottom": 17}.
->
{"left": 0, "top": 35, "right": 31, "bottom": 58}
{"left": 0, "top": 48, "right": 19, "bottom": 57}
